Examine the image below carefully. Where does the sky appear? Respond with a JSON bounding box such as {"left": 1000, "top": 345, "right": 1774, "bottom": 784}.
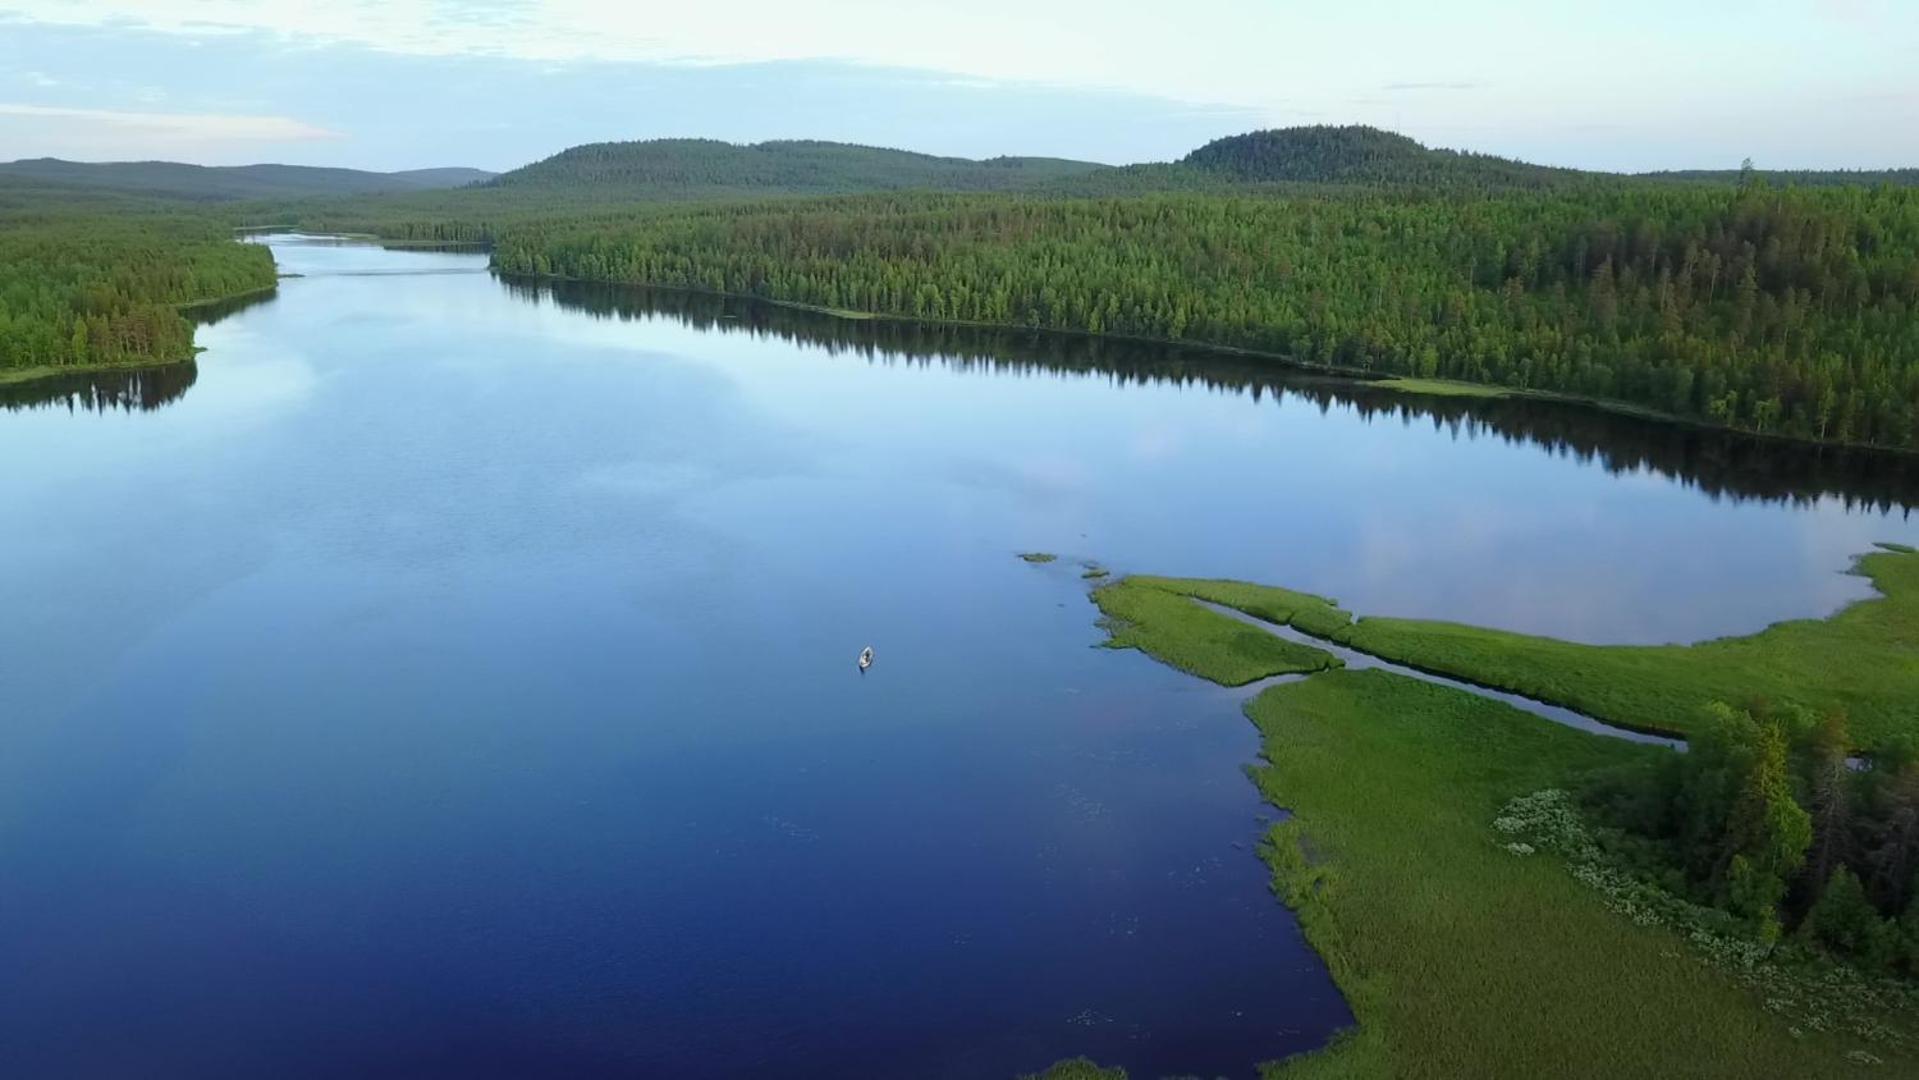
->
{"left": 0, "top": 0, "right": 1914, "bottom": 173}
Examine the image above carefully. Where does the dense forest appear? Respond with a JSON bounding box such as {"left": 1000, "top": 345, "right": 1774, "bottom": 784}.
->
{"left": 9, "top": 125, "right": 1919, "bottom": 449}
{"left": 492, "top": 181, "right": 1919, "bottom": 448}
{"left": 520, "top": 277, "right": 1919, "bottom": 510}
{"left": 1179, "top": 126, "right": 1587, "bottom": 190}
{"left": 0, "top": 208, "right": 277, "bottom": 374}
{"left": 486, "top": 138, "right": 1107, "bottom": 194}
{"left": 1582, "top": 702, "right": 1919, "bottom": 976}
{"left": 230, "top": 138, "right": 1122, "bottom": 244}
{"left": 236, "top": 127, "right": 1919, "bottom": 243}
{"left": 1645, "top": 167, "right": 1919, "bottom": 189}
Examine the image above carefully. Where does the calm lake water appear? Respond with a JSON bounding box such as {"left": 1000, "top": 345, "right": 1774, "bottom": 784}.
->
{"left": 3, "top": 237, "right": 1915, "bottom": 1078}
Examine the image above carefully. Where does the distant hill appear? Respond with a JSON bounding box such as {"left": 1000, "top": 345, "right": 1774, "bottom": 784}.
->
{"left": 386, "top": 167, "right": 497, "bottom": 189}
{"left": 1177, "top": 126, "right": 1587, "bottom": 190}
{"left": 484, "top": 138, "right": 1109, "bottom": 196}
{"left": 0, "top": 159, "right": 497, "bottom": 201}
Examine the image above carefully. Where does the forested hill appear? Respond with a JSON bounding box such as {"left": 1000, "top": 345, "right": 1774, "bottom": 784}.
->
{"left": 483, "top": 138, "right": 1110, "bottom": 196}
{"left": 1178, "top": 126, "right": 1588, "bottom": 190}
{"left": 0, "top": 159, "right": 496, "bottom": 201}
{"left": 493, "top": 184, "right": 1919, "bottom": 450}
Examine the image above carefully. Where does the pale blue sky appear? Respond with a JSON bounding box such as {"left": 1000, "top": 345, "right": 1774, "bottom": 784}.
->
{"left": 1, "top": 1, "right": 1914, "bottom": 171}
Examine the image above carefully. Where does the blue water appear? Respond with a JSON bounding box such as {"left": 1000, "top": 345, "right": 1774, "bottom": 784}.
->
{"left": 2, "top": 238, "right": 1914, "bottom": 1078}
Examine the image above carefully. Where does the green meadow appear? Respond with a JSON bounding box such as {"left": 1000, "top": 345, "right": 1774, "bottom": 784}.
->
{"left": 1053, "top": 549, "right": 1919, "bottom": 1077}
{"left": 1111, "top": 544, "right": 1919, "bottom": 749}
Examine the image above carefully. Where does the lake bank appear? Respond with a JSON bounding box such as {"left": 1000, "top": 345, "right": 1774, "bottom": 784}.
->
{"left": 11, "top": 234, "right": 1918, "bottom": 1077}
{"left": 493, "top": 269, "right": 1919, "bottom": 460}
{"left": 1095, "top": 547, "right": 1919, "bottom": 749}
{"left": 0, "top": 281, "right": 279, "bottom": 392}
{"left": 1077, "top": 555, "right": 1919, "bottom": 1075}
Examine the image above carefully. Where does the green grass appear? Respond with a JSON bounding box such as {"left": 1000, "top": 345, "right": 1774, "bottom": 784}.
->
{"left": 1072, "top": 557, "right": 1919, "bottom": 1076}
{"left": 1122, "top": 545, "right": 1919, "bottom": 749}
{"left": 1092, "top": 577, "right": 1341, "bottom": 686}
{"left": 0, "top": 358, "right": 192, "bottom": 386}
{"left": 1367, "top": 376, "right": 1512, "bottom": 399}
{"left": 1245, "top": 671, "right": 1877, "bottom": 1078}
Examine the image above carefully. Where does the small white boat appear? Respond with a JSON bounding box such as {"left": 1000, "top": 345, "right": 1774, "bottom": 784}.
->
{"left": 857, "top": 646, "right": 874, "bottom": 672}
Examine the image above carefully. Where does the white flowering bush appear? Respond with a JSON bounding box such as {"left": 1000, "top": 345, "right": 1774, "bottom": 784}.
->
{"left": 1494, "top": 789, "right": 1917, "bottom": 1058}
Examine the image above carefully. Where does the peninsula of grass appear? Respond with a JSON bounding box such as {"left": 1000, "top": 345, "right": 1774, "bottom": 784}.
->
{"left": 1080, "top": 571, "right": 1916, "bottom": 1076}
{"left": 1247, "top": 671, "right": 1881, "bottom": 1078}
{"left": 1366, "top": 376, "right": 1512, "bottom": 399}
{"left": 1093, "top": 577, "right": 1340, "bottom": 686}
{"left": 1119, "top": 544, "right": 1919, "bottom": 749}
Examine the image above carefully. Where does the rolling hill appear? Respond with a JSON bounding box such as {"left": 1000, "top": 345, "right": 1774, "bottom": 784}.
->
{"left": 0, "top": 159, "right": 496, "bottom": 201}
{"left": 483, "top": 138, "right": 1110, "bottom": 196}
{"left": 1177, "top": 125, "right": 1587, "bottom": 189}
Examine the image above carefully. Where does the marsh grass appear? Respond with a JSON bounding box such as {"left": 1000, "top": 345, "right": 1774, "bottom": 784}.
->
{"left": 1078, "top": 560, "right": 1919, "bottom": 1076}
{"left": 1125, "top": 546, "right": 1919, "bottom": 748}
{"left": 1493, "top": 789, "right": 1918, "bottom": 1052}
{"left": 1248, "top": 671, "right": 1888, "bottom": 1078}
{"left": 1368, "top": 376, "right": 1512, "bottom": 399}
{"left": 1092, "top": 578, "right": 1340, "bottom": 685}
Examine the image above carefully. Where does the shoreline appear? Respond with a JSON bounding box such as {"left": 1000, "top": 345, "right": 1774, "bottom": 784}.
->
{"left": 177, "top": 281, "right": 282, "bottom": 312}
{"left": 0, "top": 356, "right": 195, "bottom": 387}
{"left": 0, "top": 282, "right": 280, "bottom": 391}
{"left": 496, "top": 269, "right": 1917, "bottom": 459}
{"left": 1062, "top": 552, "right": 1919, "bottom": 1075}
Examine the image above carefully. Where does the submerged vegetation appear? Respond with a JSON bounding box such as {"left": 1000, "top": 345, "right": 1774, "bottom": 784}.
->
{"left": 1077, "top": 549, "right": 1919, "bottom": 1075}
{"left": 1025, "top": 1058, "right": 1127, "bottom": 1080}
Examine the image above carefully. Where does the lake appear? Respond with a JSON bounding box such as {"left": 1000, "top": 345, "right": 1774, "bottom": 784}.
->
{"left": 2, "top": 237, "right": 1915, "bottom": 1078}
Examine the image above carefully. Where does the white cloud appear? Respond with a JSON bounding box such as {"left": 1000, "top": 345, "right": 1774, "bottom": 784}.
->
{"left": 7, "top": 0, "right": 1912, "bottom": 129}
{"left": 0, "top": 103, "right": 340, "bottom": 140}
{"left": 0, "top": 103, "right": 341, "bottom": 159}
{"left": 2, "top": 0, "right": 1914, "bottom": 170}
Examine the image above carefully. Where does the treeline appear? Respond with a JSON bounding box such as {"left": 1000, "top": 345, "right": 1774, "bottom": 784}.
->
{"left": 0, "top": 212, "right": 277, "bottom": 373}
{"left": 493, "top": 183, "right": 1919, "bottom": 448}
{"left": 1586, "top": 703, "right": 1919, "bottom": 975}
{"left": 518, "top": 276, "right": 1919, "bottom": 510}
{"left": 1646, "top": 167, "right": 1919, "bottom": 189}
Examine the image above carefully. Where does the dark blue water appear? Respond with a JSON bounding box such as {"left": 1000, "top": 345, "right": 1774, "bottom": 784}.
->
{"left": 3, "top": 238, "right": 1915, "bottom": 1079}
